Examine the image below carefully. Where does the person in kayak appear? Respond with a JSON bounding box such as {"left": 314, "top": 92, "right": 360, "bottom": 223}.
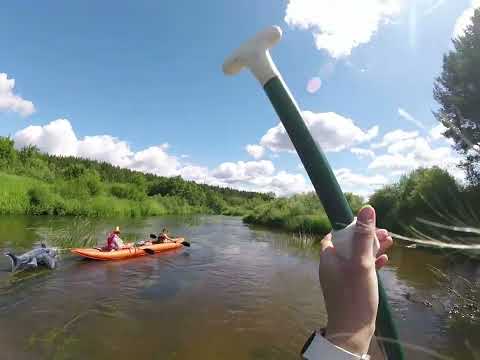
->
{"left": 301, "top": 205, "right": 393, "bottom": 360}
{"left": 155, "top": 228, "right": 174, "bottom": 243}
{"left": 104, "top": 226, "right": 130, "bottom": 251}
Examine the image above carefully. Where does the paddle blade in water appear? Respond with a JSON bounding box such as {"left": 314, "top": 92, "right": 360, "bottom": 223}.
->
{"left": 181, "top": 241, "right": 191, "bottom": 247}
{"left": 143, "top": 248, "right": 155, "bottom": 255}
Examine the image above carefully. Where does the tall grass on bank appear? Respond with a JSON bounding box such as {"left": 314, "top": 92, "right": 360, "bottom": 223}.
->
{"left": 0, "top": 172, "right": 208, "bottom": 218}
{"left": 242, "top": 193, "right": 359, "bottom": 237}
{"left": 0, "top": 173, "right": 40, "bottom": 215}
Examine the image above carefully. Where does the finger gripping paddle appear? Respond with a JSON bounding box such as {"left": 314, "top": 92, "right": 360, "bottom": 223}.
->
{"left": 223, "top": 26, "right": 404, "bottom": 360}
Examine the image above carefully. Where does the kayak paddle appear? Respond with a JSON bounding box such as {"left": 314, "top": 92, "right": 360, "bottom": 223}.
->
{"left": 223, "top": 26, "right": 404, "bottom": 360}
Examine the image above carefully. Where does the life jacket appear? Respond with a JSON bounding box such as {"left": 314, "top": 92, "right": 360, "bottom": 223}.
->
{"left": 106, "top": 232, "right": 117, "bottom": 250}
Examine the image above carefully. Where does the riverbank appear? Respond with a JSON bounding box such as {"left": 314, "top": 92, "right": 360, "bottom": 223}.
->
{"left": 0, "top": 172, "right": 209, "bottom": 217}
{"left": 243, "top": 168, "right": 480, "bottom": 251}
{"left": 242, "top": 192, "right": 363, "bottom": 237}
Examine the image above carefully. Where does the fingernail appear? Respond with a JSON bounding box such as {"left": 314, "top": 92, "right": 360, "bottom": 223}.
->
{"left": 358, "top": 205, "right": 375, "bottom": 224}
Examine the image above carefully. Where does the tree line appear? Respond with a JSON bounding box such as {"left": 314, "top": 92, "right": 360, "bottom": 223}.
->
{"left": 0, "top": 137, "right": 273, "bottom": 217}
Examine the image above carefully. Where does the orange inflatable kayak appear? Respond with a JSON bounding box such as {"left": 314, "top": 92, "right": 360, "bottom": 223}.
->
{"left": 71, "top": 238, "right": 185, "bottom": 260}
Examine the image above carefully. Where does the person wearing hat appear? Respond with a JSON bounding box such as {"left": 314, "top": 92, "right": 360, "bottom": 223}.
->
{"left": 104, "top": 226, "right": 127, "bottom": 251}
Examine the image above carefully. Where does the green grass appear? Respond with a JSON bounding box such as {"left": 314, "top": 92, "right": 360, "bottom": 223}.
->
{"left": 0, "top": 173, "right": 40, "bottom": 214}
{"left": 0, "top": 172, "right": 207, "bottom": 218}
{"left": 242, "top": 194, "right": 334, "bottom": 236}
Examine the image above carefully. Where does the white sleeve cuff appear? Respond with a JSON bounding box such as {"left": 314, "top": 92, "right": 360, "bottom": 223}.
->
{"left": 302, "top": 332, "right": 370, "bottom": 360}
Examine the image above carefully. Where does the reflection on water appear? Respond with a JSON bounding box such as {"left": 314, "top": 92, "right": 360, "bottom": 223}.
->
{"left": 0, "top": 215, "right": 478, "bottom": 359}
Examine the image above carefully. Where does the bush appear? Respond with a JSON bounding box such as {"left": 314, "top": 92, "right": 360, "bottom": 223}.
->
{"left": 0, "top": 173, "right": 32, "bottom": 214}
{"left": 28, "top": 186, "right": 55, "bottom": 215}
{"left": 110, "top": 184, "right": 146, "bottom": 201}
{"left": 83, "top": 172, "right": 102, "bottom": 196}
{"left": 370, "top": 167, "right": 463, "bottom": 235}
{"left": 62, "top": 164, "right": 86, "bottom": 180}
{"left": 242, "top": 193, "right": 332, "bottom": 236}
{"left": 57, "top": 179, "right": 91, "bottom": 200}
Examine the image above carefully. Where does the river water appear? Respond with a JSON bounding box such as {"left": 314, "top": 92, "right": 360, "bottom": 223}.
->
{"left": 0, "top": 215, "right": 478, "bottom": 359}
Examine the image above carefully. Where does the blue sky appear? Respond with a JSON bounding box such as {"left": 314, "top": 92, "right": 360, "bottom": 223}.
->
{"left": 0, "top": 0, "right": 476, "bottom": 196}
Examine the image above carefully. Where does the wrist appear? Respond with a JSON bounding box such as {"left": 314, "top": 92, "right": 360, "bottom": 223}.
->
{"left": 325, "top": 324, "right": 375, "bottom": 355}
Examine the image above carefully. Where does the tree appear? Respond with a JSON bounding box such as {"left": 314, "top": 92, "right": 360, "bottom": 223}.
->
{"left": 370, "top": 167, "right": 461, "bottom": 234}
{"left": 0, "top": 137, "right": 17, "bottom": 169}
{"left": 18, "top": 144, "right": 40, "bottom": 163}
{"left": 62, "top": 163, "right": 86, "bottom": 180}
{"left": 434, "top": 8, "right": 480, "bottom": 185}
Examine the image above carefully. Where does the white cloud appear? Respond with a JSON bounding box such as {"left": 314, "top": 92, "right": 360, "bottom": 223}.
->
{"left": 369, "top": 153, "right": 417, "bottom": 171}
{"left": 212, "top": 160, "right": 275, "bottom": 182}
{"left": 429, "top": 123, "right": 448, "bottom": 141}
{"left": 351, "top": 147, "right": 376, "bottom": 159}
{"left": 178, "top": 165, "right": 209, "bottom": 182}
{"left": 284, "top": 0, "right": 402, "bottom": 57}
{"left": 398, "top": 108, "right": 425, "bottom": 129}
{"left": 260, "top": 111, "right": 378, "bottom": 153}
{"left": 453, "top": 0, "right": 480, "bottom": 38}
{"left": 0, "top": 73, "right": 35, "bottom": 117}
{"left": 268, "top": 171, "right": 312, "bottom": 195}
{"left": 185, "top": 160, "right": 311, "bottom": 196}
{"left": 335, "top": 168, "right": 388, "bottom": 196}
{"left": 371, "top": 129, "right": 419, "bottom": 148}
{"left": 368, "top": 127, "right": 462, "bottom": 180}
{"left": 130, "top": 145, "right": 179, "bottom": 177}
{"left": 245, "top": 144, "right": 265, "bottom": 160}
{"left": 14, "top": 119, "right": 78, "bottom": 156}
{"left": 77, "top": 135, "right": 133, "bottom": 167}
{"left": 14, "top": 119, "right": 179, "bottom": 176}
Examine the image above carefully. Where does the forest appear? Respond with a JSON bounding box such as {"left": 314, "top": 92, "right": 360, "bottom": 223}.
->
{"left": 0, "top": 137, "right": 272, "bottom": 218}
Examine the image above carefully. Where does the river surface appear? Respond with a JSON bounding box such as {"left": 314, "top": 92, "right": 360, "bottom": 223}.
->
{"left": 0, "top": 215, "right": 478, "bottom": 360}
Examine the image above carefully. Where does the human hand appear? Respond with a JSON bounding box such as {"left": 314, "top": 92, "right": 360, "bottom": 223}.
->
{"left": 319, "top": 205, "right": 393, "bottom": 356}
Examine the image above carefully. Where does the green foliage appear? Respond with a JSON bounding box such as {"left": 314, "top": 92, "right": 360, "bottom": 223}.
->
{"left": 370, "top": 167, "right": 465, "bottom": 234}
{"left": 62, "top": 164, "right": 86, "bottom": 180}
{"left": 368, "top": 185, "right": 399, "bottom": 229}
{"left": 0, "top": 137, "right": 273, "bottom": 218}
{"left": 0, "top": 173, "right": 35, "bottom": 214}
{"left": 434, "top": 8, "right": 480, "bottom": 185}
{"left": 0, "top": 137, "right": 16, "bottom": 169}
{"left": 83, "top": 171, "right": 102, "bottom": 196}
{"left": 345, "top": 192, "right": 364, "bottom": 214}
{"left": 110, "top": 184, "right": 146, "bottom": 201}
{"left": 243, "top": 193, "right": 334, "bottom": 236}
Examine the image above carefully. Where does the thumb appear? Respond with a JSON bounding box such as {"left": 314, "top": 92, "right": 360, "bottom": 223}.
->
{"left": 353, "top": 205, "right": 376, "bottom": 260}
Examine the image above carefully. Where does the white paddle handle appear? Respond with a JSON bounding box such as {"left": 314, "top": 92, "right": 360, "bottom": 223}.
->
{"left": 223, "top": 26, "right": 282, "bottom": 86}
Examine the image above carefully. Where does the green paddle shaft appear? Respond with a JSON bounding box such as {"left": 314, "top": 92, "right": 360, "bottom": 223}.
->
{"left": 263, "top": 76, "right": 404, "bottom": 359}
